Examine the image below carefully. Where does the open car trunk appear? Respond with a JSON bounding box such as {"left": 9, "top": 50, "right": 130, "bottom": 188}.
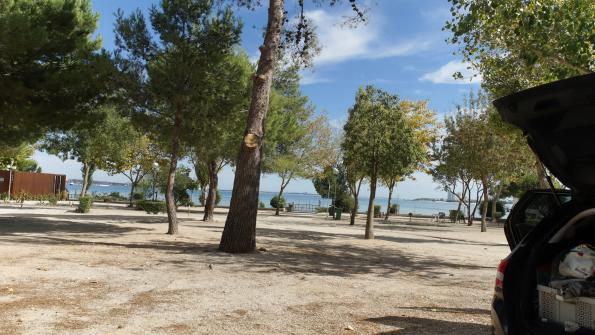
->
{"left": 493, "top": 73, "right": 595, "bottom": 196}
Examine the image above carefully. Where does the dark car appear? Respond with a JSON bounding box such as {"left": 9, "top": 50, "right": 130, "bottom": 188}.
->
{"left": 491, "top": 73, "right": 595, "bottom": 335}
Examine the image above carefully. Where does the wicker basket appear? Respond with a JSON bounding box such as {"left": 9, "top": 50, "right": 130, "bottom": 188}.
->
{"left": 538, "top": 284, "right": 595, "bottom": 331}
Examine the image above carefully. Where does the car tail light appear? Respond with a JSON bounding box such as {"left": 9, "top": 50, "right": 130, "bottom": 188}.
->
{"left": 495, "top": 257, "right": 509, "bottom": 291}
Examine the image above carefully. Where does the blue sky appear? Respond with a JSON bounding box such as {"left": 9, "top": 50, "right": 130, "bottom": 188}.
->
{"left": 33, "top": 0, "right": 481, "bottom": 198}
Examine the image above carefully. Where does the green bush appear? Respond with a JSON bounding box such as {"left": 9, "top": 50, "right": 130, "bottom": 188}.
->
{"left": 449, "top": 209, "right": 465, "bottom": 222}
{"left": 132, "top": 192, "right": 144, "bottom": 200}
{"left": 60, "top": 190, "right": 69, "bottom": 201}
{"left": 389, "top": 204, "right": 399, "bottom": 214}
{"left": 259, "top": 200, "right": 265, "bottom": 209}
{"left": 335, "top": 193, "right": 354, "bottom": 213}
{"left": 270, "top": 195, "right": 286, "bottom": 209}
{"left": 47, "top": 194, "right": 59, "bottom": 205}
{"left": 373, "top": 205, "right": 381, "bottom": 218}
{"left": 137, "top": 200, "right": 166, "bottom": 214}
{"left": 77, "top": 196, "right": 93, "bottom": 213}
{"left": 481, "top": 199, "right": 505, "bottom": 219}
{"left": 199, "top": 190, "right": 221, "bottom": 206}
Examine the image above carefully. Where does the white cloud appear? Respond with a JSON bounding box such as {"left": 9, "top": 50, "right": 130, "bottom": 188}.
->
{"left": 420, "top": 61, "right": 482, "bottom": 85}
{"left": 306, "top": 10, "right": 433, "bottom": 66}
{"left": 300, "top": 71, "right": 333, "bottom": 85}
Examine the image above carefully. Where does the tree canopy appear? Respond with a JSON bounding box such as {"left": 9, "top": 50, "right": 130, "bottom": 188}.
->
{"left": 0, "top": 0, "right": 114, "bottom": 146}
{"left": 445, "top": 0, "right": 594, "bottom": 98}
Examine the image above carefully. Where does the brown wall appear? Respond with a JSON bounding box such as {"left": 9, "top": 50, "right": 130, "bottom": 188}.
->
{"left": 0, "top": 171, "right": 66, "bottom": 197}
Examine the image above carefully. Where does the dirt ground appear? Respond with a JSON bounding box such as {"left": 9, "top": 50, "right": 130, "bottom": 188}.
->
{"left": 0, "top": 204, "right": 509, "bottom": 334}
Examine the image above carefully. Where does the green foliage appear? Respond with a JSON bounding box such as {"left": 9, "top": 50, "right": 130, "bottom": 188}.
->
{"left": 389, "top": 204, "right": 399, "bottom": 214}
{"left": 157, "top": 166, "right": 197, "bottom": 207}
{"left": 0, "top": 144, "right": 40, "bottom": 172}
{"left": 259, "top": 200, "right": 265, "bottom": 209}
{"left": 199, "top": 190, "right": 222, "bottom": 206}
{"left": 0, "top": 0, "right": 114, "bottom": 146}
{"left": 334, "top": 192, "right": 354, "bottom": 214}
{"left": 482, "top": 200, "right": 505, "bottom": 219}
{"left": 132, "top": 192, "right": 145, "bottom": 201}
{"left": 445, "top": 0, "right": 594, "bottom": 98}
{"left": 77, "top": 196, "right": 93, "bottom": 213}
{"left": 137, "top": 200, "right": 166, "bottom": 214}
{"left": 270, "top": 195, "right": 286, "bottom": 209}
{"left": 373, "top": 205, "right": 381, "bottom": 218}
{"left": 47, "top": 194, "right": 59, "bottom": 205}
{"left": 449, "top": 210, "right": 465, "bottom": 222}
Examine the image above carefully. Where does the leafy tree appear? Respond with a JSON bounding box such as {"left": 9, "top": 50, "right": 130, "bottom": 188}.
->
{"left": 342, "top": 86, "right": 419, "bottom": 239}
{"left": 380, "top": 100, "right": 436, "bottom": 221}
{"left": 343, "top": 160, "right": 365, "bottom": 226}
{"left": 0, "top": 144, "right": 40, "bottom": 172}
{"left": 445, "top": 0, "right": 594, "bottom": 98}
{"left": 41, "top": 106, "right": 125, "bottom": 196}
{"left": 103, "top": 123, "right": 161, "bottom": 207}
{"left": 114, "top": 0, "right": 241, "bottom": 234}
{"left": 186, "top": 52, "right": 253, "bottom": 222}
{"left": 157, "top": 166, "right": 197, "bottom": 207}
{"left": 219, "top": 0, "right": 366, "bottom": 253}
{"left": 0, "top": 0, "right": 114, "bottom": 146}
{"left": 312, "top": 165, "right": 350, "bottom": 214}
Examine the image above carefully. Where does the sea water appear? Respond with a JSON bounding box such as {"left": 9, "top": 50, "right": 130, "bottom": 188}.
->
{"left": 70, "top": 184, "right": 491, "bottom": 216}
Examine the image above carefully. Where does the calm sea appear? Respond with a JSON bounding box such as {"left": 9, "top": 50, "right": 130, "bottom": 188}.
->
{"left": 71, "top": 183, "right": 481, "bottom": 216}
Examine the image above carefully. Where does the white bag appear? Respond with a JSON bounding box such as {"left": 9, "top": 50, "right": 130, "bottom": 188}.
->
{"left": 558, "top": 244, "right": 595, "bottom": 279}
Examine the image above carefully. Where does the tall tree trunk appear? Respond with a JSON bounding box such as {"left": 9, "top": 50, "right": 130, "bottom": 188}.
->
{"left": 80, "top": 163, "right": 95, "bottom": 197}
{"left": 454, "top": 181, "right": 467, "bottom": 223}
{"left": 467, "top": 183, "right": 473, "bottom": 226}
{"left": 349, "top": 178, "right": 363, "bottom": 226}
{"left": 166, "top": 114, "right": 181, "bottom": 235}
{"left": 81, "top": 163, "right": 90, "bottom": 197}
{"left": 275, "top": 182, "right": 285, "bottom": 216}
{"left": 365, "top": 174, "right": 377, "bottom": 239}
{"left": 384, "top": 185, "right": 394, "bottom": 221}
{"left": 490, "top": 186, "right": 501, "bottom": 222}
{"left": 129, "top": 181, "right": 136, "bottom": 207}
{"left": 203, "top": 160, "right": 218, "bottom": 222}
{"left": 481, "top": 177, "right": 489, "bottom": 232}
{"left": 219, "top": 0, "right": 285, "bottom": 253}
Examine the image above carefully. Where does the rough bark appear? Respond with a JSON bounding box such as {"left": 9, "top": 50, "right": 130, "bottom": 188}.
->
{"left": 365, "top": 174, "right": 377, "bottom": 239}
{"left": 129, "top": 181, "right": 136, "bottom": 207}
{"left": 275, "top": 181, "right": 285, "bottom": 216}
{"left": 490, "top": 187, "right": 501, "bottom": 222}
{"left": 481, "top": 177, "right": 489, "bottom": 232}
{"left": 454, "top": 181, "right": 467, "bottom": 223}
{"left": 81, "top": 162, "right": 90, "bottom": 197}
{"left": 219, "top": 0, "right": 285, "bottom": 253}
{"left": 165, "top": 113, "right": 181, "bottom": 235}
{"left": 349, "top": 178, "right": 362, "bottom": 226}
{"left": 384, "top": 185, "right": 394, "bottom": 221}
{"left": 203, "top": 160, "right": 218, "bottom": 222}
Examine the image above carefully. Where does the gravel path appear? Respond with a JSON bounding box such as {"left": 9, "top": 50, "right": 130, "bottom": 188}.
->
{"left": 0, "top": 205, "right": 509, "bottom": 334}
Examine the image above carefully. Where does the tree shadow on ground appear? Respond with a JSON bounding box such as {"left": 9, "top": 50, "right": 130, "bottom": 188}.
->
{"left": 365, "top": 315, "right": 491, "bottom": 335}
{"left": 0, "top": 217, "right": 151, "bottom": 236}
{"left": 0, "top": 215, "right": 498, "bottom": 279}
{"left": 1, "top": 213, "right": 201, "bottom": 225}
{"left": 397, "top": 306, "right": 490, "bottom": 315}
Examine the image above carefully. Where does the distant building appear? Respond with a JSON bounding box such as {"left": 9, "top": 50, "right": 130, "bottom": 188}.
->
{"left": 0, "top": 170, "right": 66, "bottom": 197}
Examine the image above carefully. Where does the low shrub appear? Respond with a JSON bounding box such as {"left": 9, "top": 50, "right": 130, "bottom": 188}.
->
{"left": 132, "top": 192, "right": 144, "bottom": 200}
{"left": 259, "top": 200, "right": 265, "bottom": 209}
{"left": 270, "top": 195, "right": 286, "bottom": 209}
{"left": 389, "top": 204, "right": 399, "bottom": 214}
{"left": 137, "top": 200, "right": 166, "bottom": 214}
{"left": 199, "top": 190, "right": 222, "bottom": 206}
{"left": 373, "top": 205, "right": 381, "bottom": 218}
{"left": 77, "top": 196, "right": 93, "bottom": 213}
{"left": 60, "top": 190, "right": 69, "bottom": 201}
{"left": 47, "top": 194, "right": 59, "bottom": 205}
{"left": 449, "top": 209, "right": 465, "bottom": 222}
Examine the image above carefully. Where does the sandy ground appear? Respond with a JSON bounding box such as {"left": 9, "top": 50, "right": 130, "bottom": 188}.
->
{"left": 0, "top": 204, "right": 510, "bottom": 334}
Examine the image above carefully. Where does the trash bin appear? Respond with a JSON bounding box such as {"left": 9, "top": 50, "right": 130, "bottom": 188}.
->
{"left": 334, "top": 207, "right": 342, "bottom": 220}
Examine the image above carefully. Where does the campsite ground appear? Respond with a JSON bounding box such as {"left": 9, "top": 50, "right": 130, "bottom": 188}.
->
{"left": 0, "top": 204, "right": 508, "bottom": 334}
